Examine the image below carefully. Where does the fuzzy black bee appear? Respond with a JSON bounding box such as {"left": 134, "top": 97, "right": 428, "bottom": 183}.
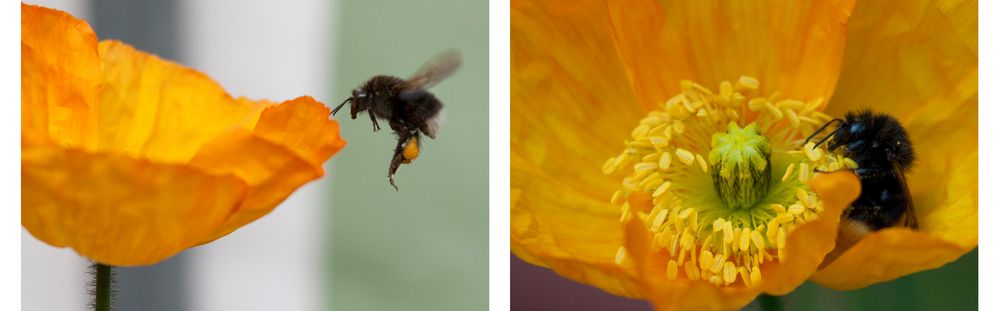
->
{"left": 806, "top": 110, "right": 918, "bottom": 256}
{"left": 332, "top": 49, "right": 461, "bottom": 190}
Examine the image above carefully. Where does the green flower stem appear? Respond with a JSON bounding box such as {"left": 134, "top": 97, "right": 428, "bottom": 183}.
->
{"left": 93, "top": 263, "right": 112, "bottom": 311}
{"left": 758, "top": 294, "right": 784, "bottom": 311}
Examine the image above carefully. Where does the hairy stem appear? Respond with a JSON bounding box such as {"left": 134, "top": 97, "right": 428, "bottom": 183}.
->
{"left": 92, "top": 263, "right": 113, "bottom": 311}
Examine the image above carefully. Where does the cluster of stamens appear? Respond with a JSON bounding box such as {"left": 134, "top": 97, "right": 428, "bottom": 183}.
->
{"left": 603, "top": 77, "right": 855, "bottom": 287}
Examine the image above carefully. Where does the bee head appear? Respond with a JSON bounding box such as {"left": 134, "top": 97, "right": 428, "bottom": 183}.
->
{"left": 828, "top": 113, "right": 870, "bottom": 151}
{"left": 333, "top": 89, "right": 368, "bottom": 119}
{"left": 826, "top": 123, "right": 854, "bottom": 151}
{"left": 348, "top": 88, "right": 370, "bottom": 119}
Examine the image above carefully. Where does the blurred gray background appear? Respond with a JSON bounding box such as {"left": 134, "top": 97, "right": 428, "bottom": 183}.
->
{"left": 21, "top": 0, "right": 487, "bottom": 310}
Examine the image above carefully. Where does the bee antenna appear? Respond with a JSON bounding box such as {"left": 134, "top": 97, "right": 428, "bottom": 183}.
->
{"left": 331, "top": 98, "right": 350, "bottom": 116}
{"left": 804, "top": 118, "right": 845, "bottom": 149}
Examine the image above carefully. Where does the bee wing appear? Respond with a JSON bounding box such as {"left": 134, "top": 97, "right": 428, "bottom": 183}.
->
{"left": 892, "top": 162, "right": 919, "bottom": 229}
{"left": 398, "top": 49, "right": 462, "bottom": 100}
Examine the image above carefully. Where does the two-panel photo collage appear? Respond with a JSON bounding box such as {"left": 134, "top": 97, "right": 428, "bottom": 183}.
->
{"left": 17, "top": 0, "right": 985, "bottom": 310}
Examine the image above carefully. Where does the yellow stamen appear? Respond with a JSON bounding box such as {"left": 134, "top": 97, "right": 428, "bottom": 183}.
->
{"left": 803, "top": 142, "right": 823, "bottom": 161}
{"left": 684, "top": 261, "right": 701, "bottom": 280}
{"left": 602, "top": 157, "right": 617, "bottom": 174}
{"left": 786, "top": 108, "right": 801, "bottom": 128}
{"left": 658, "top": 152, "right": 672, "bottom": 170}
{"left": 750, "top": 230, "right": 765, "bottom": 250}
{"left": 673, "top": 121, "right": 685, "bottom": 134}
{"left": 723, "top": 221, "right": 734, "bottom": 243}
{"left": 772, "top": 214, "right": 790, "bottom": 226}
{"left": 738, "top": 267, "right": 751, "bottom": 286}
{"left": 615, "top": 246, "right": 627, "bottom": 265}
{"left": 778, "top": 227, "right": 787, "bottom": 249}
{"left": 739, "top": 227, "right": 751, "bottom": 251}
{"left": 711, "top": 252, "right": 726, "bottom": 273}
{"left": 653, "top": 181, "right": 672, "bottom": 197}
{"left": 764, "top": 102, "right": 783, "bottom": 119}
{"left": 723, "top": 262, "right": 738, "bottom": 284}
{"left": 709, "top": 275, "right": 723, "bottom": 286}
{"left": 668, "top": 260, "right": 679, "bottom": 280}
{"left": 788, "top": 203, "right": 805, "bottom": 215}
{"left": 700, "top": 250, "right": 714, "bottom": 271}
{"left": 750, "top": 266, "right": 762, "bottom": 284}
{"left": 738, "top": 76, "right": 759, "bottom": 90}
{"left": 675, "top": 148, "right": 695, "bottom": 165}
{"left": 696, "top": 154, "right": 708, "bottom": 173}
{"left": 651, "top": 209, "right": 668, "bottom": 232}
{"left": 798, "top": 162, "right": 810, "bottom": 183}
{"left": 610, "top": 190, "right": 625, "bottom": 205}
{"left": 781, "top": 163, "right": 795, "bottom": 182}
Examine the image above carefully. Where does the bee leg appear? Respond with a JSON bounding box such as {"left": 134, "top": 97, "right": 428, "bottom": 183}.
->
{"left": 387, "top": 131, "right": 412, "bottom": 190}
{"left": 369, "top": 111, "right": 381, "bottom": 132}
{"left": 388, "top": 152, "right": 403, "bottom": 191}
{"left": 388, "top": 171, "right": 400, "bottom": 191}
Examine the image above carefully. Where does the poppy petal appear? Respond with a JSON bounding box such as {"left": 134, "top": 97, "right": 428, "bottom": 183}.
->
{"left": 826, "top": 0, "right": 977, "bottom": 121}
{"left": 511, "top": 0, "right": 648, "bottom": 297}
{"left": 96, "top": 41, "right": 267, "bottom": 163}
{"left": 22, "top": 147, "right": 247, "bottom": 266}
{"left": 810, "top": 228, "right": 968, "bottom": 290}
{"left": 812, "top": 152, "right": 977, "bottom": 289}
{"left": 250, "top": 96, "right": 347, "bottom": 168}
{"left": 21, "top": 4, "right": 101, "bottom": 148}
{"left": 606, "top": 0, "right": 857, "bottom": 110}
{"left": 21, "top": 4, "right": 347, "bottom": 267}
{"left": 190, "top": 98, "right": 346, "bottom": 241}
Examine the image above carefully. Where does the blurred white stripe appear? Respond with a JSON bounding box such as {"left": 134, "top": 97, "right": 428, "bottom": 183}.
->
{"left": 22, "top": 2, "right": 93, "bottom": 310}
{"left": 179, "top": 1, "right": 335, "bottom": 310}
{"left": 21, "top": 230, "right": 90, "bottom": 311}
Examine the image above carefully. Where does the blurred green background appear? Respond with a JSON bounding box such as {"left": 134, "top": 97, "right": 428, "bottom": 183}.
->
{"left": 768, "top": 249, "right": 978, "bottom": 311}
{"left": 327, "top": 0, "right": 488, "bottom": 310}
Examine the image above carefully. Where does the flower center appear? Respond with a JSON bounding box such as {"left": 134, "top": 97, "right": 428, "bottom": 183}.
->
{"left": 603, "top": 77, "right": 854, "bottom": 287}
{"left": 709, "top": 123, "right": 771, "bottom": 210}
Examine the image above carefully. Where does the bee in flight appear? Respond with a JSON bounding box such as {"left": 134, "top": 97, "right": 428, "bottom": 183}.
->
{"left": 332, "top": 49, "right": 462, "bottom": 190}
{"left": 805, "top": 110, "right": 917, "bottom": 259}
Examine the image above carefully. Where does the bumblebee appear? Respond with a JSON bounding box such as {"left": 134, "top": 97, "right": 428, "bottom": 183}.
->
{"left": 333, "top": 49, "right": 461, "bottom": 190}
{"left": 806, "top": 110, "right": 917, "bottom": 259}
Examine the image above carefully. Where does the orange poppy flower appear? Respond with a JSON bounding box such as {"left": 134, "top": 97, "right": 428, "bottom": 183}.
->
{"left": 512, "top": 0, "right": 975, "bottom": 309}
{"left": 21, "top": 4, "right": 346, "bottom": 266}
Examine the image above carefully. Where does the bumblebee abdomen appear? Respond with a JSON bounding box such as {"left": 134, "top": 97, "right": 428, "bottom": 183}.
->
{"left": 848, "top": 176, "right": 911, "bottom": 230}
